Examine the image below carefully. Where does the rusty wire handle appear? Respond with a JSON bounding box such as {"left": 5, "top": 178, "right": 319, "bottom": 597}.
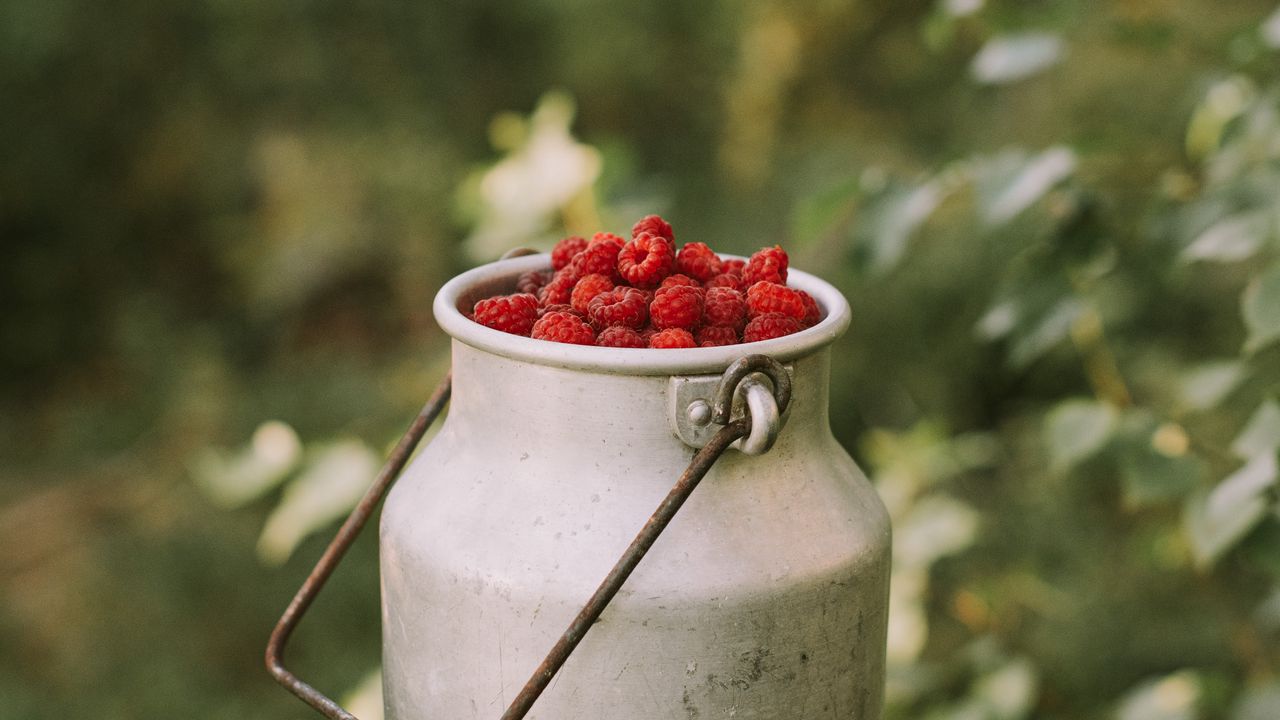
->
{"left": 267, "top": 353, "right": 782, "bottom": 720}
{"left": 266, "top": 374, "right": 453, "bottom": 720}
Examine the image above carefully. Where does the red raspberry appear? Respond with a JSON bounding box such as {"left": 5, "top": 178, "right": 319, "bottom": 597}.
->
{"left": 617, "top": 233, "right": 675, "bottom": 288}
{"left": 551, "top": 236, "right": 588, "bottom": 271}
{"left": 743, "top": 246, "right": 788, "bottom": 286}
{"left": 517, "top": 270, "right": 552, "bottom": 296}
{"left": 569, "top": 234, "right": 624, "bottom": 280}
{"left": 696, "top": 325, "right": 739, "bottom": 347}
{"left": 571, "top": 273, "right": 615, "bottom": 315}
{"left": 596, "top": 326, "right": 647, "bottom": 348}
{"left": 798, "top": 290, "right": 821, "bottom": 327}
{"left": 531, "top": 311, "right": 595, "bottom": 345}
{"left": 473, "top": 293, "right": 539, "bottom": 336}
{"left": 639, "top": 326, "right": 659, "bottom": 343}
{"left": 743, "top": 313, "right": 803, "bottom": 343}
{"left": 660, "top": 273, "right": 701, "bottom": 289}
{"left": 702, "top": 286, "right": 747, "bottom": 329}
{"left": 675, "top": 242, "right": 723, "bottom": 282}
{"left": 588, "top": 287, "right": 648, "bottom": 329}
{"left": 539, "top": 303, "right": 582, "bottom": 318}
{"left": 721, "top": 258, "right": 746, "bottom": 276}
{"left": 746, "top": 281, "right": 806, "bottom": 320}
{"left": 631, "top": 215, "right": 674, "bottom": 244}
{"left": 538, "top": 268, "right": 577, "bottom": 306}
{"left": 649, "top": 285, "right": 705, "bottom": 331}
{"left": 649, "top": 328, "right": 696, "bottom": 349}
{"left": 704, "top": 273, "right": 744, "bottom": 292}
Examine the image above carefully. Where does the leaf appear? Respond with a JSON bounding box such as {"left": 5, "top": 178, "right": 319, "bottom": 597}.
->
{"left": 1233, "top": 683, "right": 1280, "bottom": 720}
{"left": 894, "top": 495, "right": 980, "bottom": 568}
{"left": 1242, "top": 263, "right": 1280, "bottom": 353}
{"left": 972, "top": 657, "right": 1039, "bottom": 720}
{"left": 1185, "top": 452, "right": 1278, "bottom": 567}
{"left": 1045, "top": 399, "right": 1117, "bottom": 471}
{"left": 1232, "top": 399, "right": 1280, "bottom": 459}
{"left": 1115, "top": 670, "right": 1202, "bottom": 720}
{"left": 981, "top": 147, "right": 1077, "bottom": 225}
{"left": 1009, "top": 296, "right": 1085, "bottom": 368}
{"left": 863, "top": 180, "right": 946, "bottom": 274}
{"left": 1179, "top": 360, "right": 1244, "bottom": 410}
{"left": 970, "top": 33, "right": 1065, "bottom": 85}
{"left": 257, "top": 439, "right": 380, "bottom": 565}
{"left": 1118, "top": 437, "right": 1204, "bottom": 508}
{"left": 1263, "top": 6, "right": 1280, "bottom": 49}
{"left": 1179, "top": 212, "right": 1268, "bottom": 263}
{"left": 190, "top": 421, "right": 302, "bottom": 509}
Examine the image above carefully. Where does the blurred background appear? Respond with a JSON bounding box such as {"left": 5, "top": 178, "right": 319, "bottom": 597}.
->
{"left": 4, "top": 1, "right": 1280, "bottom": 718}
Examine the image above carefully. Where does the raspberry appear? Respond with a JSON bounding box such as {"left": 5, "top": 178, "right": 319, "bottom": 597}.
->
{"left": 517, "top": 270, "right": 552, "bottom": 296}
{"left": 648, "top": 328, "right": 696, "bottom": 349}
{"left": 473, "top": 293, "right": 539, "bottom": 336}
{"left": 551, "top": 236, "right": 588, "bottom": 271}
{"left": 721, "top": 258, "right": 746, "bottom": 276}
{"left": 675, "top": 242, "right": 723, "bottom": 282}
{"left": 702, "top": 286, "right": 747, "bottom": 329}
{"left": 660, "top": 273, "right": 701, "bottom": 289}
{"left": 588, "top": 287, "right": 648, "bottom": 329}
{"left": 569, "top": 235, "right": 624, "bottom": 280}
{"left": 617, "top": 233, "right": 675, "bottom": 288}
{"left": 649, "top": 285, "right": 705, "bottom": 330}
{"left": 596, "top": 326, "right": 647, "bottom": 348}
{"left": 746, "top": 281, "right": 806, "bottom": 320}
{"left": 743, "top": 246, "right": 788, "bottom": 286}
{"left": 538, "top": 268, "right": 577, "bottom": 306}
{"left": 631, "top": 215, "right": 674, "bottom": 244}
{"left": 696, "top": 325, "right": 739, "bottom": 347}
{"left": 743, "top": 313, "right": 802, "bottom": 343}
{"left": 539, "top": 303, "right": 582, "bottom": 318}
{"left": 798, "top": 290, "right": 821, "bottom": 327}
{"left": 531, "top": 311, "right": 595, "bottom": 345}
{"left": 704, "top": 273, "right": 744, "bottom": 292}
{"left": 571, "top": 273, "right": 615, "bottom": 315}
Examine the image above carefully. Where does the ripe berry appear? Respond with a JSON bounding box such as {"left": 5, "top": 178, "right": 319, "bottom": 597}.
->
{"left": 539, "top": 303, "right": 580, "bottom": 318}
{"left": 531, "top": 311, "right": 596, "bottom": 345}
{"left": 650, "top": 285, "right": 705, "bottom": 331}
{"left": 798, "top": 290, "right": 821, "bottom": 327}
{"left": 675, "top": 242, "right": 723, "bottom": 282}
{"left": 596, "top": 326, "right": 647, "bottom": 348}
{"left": 721, "top": 258, "right": 746, "bottom": 276}
{"left": 571, "top": 273, "right": 615, "bottom": 315}
{"left": 704, "top": 273, "right": 744, "bottom": 292}
{"left": 588, "top": 287, "right": 648, "bottom": 329}
{"left": 569, "top": 234, "right": 624, "bottom": 280}
{"left": 617, "top": 233, "right": 675, "bottom": 288}
{"left": 743, "top": 313, "right": 803, "bottom": 343}
{"left": 517, "top": 270, "right": 552, "bottom": 296}
{"left": 538, "top": 269, "right": 577, "bottom": 306}
{"left": 702, "top": 286, "right": 747, "bottom": 329}
{"left": 696, "top": 325, "right": 739, "bottom": 347}
{"left": 660, "top": 273, "right": 701, "bottom": 289}
{"left": 473, "top": 293, "right": 539, "bottom": 336}
{"left": 746, "top": 281, "right": 806, "bottom": 320}
{"left": 551, "top": 236, "right": 588, "bottom": 271}
{"left": 631, "top": 215, "right": 674, "bottom": 244}
{"left": 648, "top": 328, "right": 696, "bottom": 348}
{"left": 743, "top": 246, "right": 788, "bottom": 286}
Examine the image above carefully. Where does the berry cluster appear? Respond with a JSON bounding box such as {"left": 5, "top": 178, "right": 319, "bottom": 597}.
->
{"left": 469, "top": 215, "right": 822, "bottom": 348}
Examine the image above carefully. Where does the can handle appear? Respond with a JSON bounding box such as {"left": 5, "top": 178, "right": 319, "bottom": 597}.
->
{"left": 266, "top": 355, "right": 788, "bottom": 720}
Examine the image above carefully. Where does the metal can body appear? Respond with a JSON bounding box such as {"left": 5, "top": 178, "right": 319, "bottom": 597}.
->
{"left": 380, "top": 256, "right": 890, "bottom": 719}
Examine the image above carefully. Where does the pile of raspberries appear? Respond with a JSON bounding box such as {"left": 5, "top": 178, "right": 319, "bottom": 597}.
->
{"left": 469, "top": 215, "right": 821, "bottom": 349}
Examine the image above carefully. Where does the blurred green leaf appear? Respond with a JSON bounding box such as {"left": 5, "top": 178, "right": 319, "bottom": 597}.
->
{"left": 190, "top": 421, "right": 302, "bottom": 508}
{"left": 972, "top": 657, "right": 1039, "bottom": 720}
{"left": 1116, "top": 421, "right": 1205, "bottom": 508}
{"left": 1179, "top": 212, "right": 1268, "bottom": 263}
{"left": 977, "top": 147, "right": 1077, "bottom": 225}
{"left": 1242, "top": 263, "right": 1280, "bottom": 353}
{"left": 1232, "top": 399, "right": 1280, "bottom": 459}
{"left": 1262, "top": 6, "right": 1280, "bottom": 50}
{"left": 1232, "top": 683, "right": 1280, "bottom": 720}
{"left": 1179, "top": 361, "right": 1244, "bottom": 411}
{"left": 970, "top": 33, "right": 1065, "bottom": 86}
{"left": 790, "top": 177, "right": 859, "bottom": 251}
{"left": 1115, "top": 670, "right": 1202, "bottom": 720}
{"left": 860, "top": 180, "right": 946, "bottom": 274}
{"left": 257, "top": 439, "right": 379, "bottom": 565}
{"left": 1045, "top": 398, "right": 1118, "bottom": 471}
{"left": 1185, "top": 452, "right": 1277, "bottom": 567}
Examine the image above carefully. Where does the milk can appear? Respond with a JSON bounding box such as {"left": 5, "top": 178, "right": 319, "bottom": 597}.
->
{"left": 266, "top": 252, "right": 891, "bottom": 720}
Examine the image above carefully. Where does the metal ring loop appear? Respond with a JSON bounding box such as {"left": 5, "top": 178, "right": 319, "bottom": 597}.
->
{"left": 735, "top": 374, "right": 781, "bottom": 455}
{"left": 712, "top": 354, "right": 792, "bottom": 424}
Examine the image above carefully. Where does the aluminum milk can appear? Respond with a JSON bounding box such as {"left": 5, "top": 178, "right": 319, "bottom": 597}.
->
{"left": 373, "top": 253, "right": 891, "bottom": 719}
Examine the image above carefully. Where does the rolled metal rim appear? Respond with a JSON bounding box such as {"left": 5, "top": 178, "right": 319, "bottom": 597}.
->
{"left": 433, "top": 253, "right": 851, "bottom": 375}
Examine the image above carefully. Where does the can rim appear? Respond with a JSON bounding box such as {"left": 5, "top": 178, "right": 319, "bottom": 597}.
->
{"left": 433, "top": 253, "right": 851, "bottom": 375}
